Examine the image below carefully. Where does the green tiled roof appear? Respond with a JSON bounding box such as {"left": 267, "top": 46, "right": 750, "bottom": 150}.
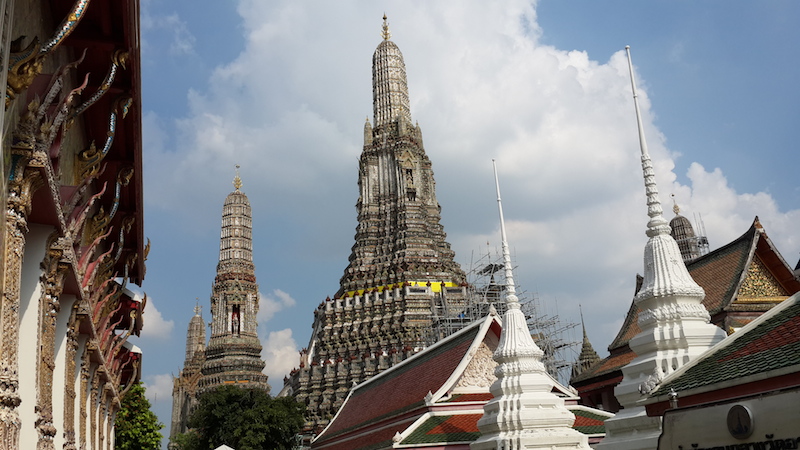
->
{"left": 572, "top": 409, "right": 608, "bottom": 435}
{"left": 653, "top": 296, "right": 800, "bottom": 397}
{"left": 400, "top": 414, "right": 482, "bottom": 445}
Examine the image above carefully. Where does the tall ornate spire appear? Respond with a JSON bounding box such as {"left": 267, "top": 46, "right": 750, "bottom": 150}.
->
{"left": 198, "top": 171, "right": 269, "bottom": 393}
{"left": 286, "top": 18, "right": 467, "bottom": 433}
{"left": 338, "top": 15, "right": 464, "bottom": 296}
{"left": 171, "top": 301, "right": 208, "bottom": 440}
{"left": 625, "top": 46, "right": 704, "bottom": 302}
{"left": 472, "top": 161, "right": 589, "bottom": 450}
{"left": 184, "top": 303, "right": 205, "bottom": 365}
{"left": 372, "top": 15, "right": 411, "bottom": 129}
{"left": 595, "top": 47, "right": 725, "bottom": 450}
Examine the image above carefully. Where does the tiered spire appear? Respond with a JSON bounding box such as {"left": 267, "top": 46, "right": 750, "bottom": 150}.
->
{"left": 669, "top": 195, "right": 701, "bottom": 262}
{"left": 198, "top": 169, "right": 269, "bottom": 393}
{"left": 472, "top": 161, "right": 589, "bottom": 450}
{"left": 371, "top": 14, "right": 412, "bottom": 130}
{"left": 595, "top": 47, "right": 726, "bottom": 450}
{"left": 572, "top": 306, "right": 600, "bottom": 378}
{"left": 184, "top": 302, "right": 205, "bottom": 365}
{"left": 286, "top": 17, "right": 467, "bottom": 434}
{"left": 339, "top": 15, "right": 465, "bottom": 296}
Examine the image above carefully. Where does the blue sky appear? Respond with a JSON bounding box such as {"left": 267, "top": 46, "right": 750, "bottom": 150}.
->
{"left": 131, "top": 1, "right": 800, "bottom": 445}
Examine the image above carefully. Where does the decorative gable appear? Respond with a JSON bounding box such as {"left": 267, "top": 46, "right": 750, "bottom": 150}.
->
{"left": 399, "top": 149, "right": 416, "bottom": 168}
{"left": 737, "top": 255, "right": 789, "bottom": 301}
{"left": 454, "top": 340, "right": 497, "bottom": 390}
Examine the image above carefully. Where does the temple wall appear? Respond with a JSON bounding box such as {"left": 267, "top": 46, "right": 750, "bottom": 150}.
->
{"left": 18, "top": 224, "right": 51, "bottom": 448}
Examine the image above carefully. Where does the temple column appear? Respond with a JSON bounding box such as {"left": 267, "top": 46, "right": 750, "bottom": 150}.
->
{"left": 62, "top": 308, "right": 82, "bottom": 450}
{"left": 36, "top": 233, "right": 70, "bottom": 450}
{"left": 78, "top": 346, "right": 94, "bottom": 450}
{"left": 0, "top": 164, "right": 42, "bottom": 450}
{"left": 89, "top": 369, "right": 101, "bottom": 449}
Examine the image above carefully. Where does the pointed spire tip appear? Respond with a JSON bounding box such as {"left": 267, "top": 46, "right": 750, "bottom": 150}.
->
{"left": 233, "top": 164, "right": 242, "bottom": 191}
{"left": 381, "top": 14, "right": 391, "bottom": 40}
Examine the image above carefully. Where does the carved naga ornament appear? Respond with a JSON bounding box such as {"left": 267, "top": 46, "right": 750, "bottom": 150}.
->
{"left": 5, "top": 0, "right": 92, "bottom": 108}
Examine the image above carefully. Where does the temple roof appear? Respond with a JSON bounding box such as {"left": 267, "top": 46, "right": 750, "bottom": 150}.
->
{"left": 312, "top": 311, "right": 610, "bottom": 449}
{"left": 401, "top": 414, "right": 482, "bottom": 446}
{"left": 650, "top": 291, "right": 800, "bottom": 398}
{"left": 571, "top": 218, "right": 800, "bottom": 386}
{"left": 312, "top": 317, "right": 496, "bottom": 449}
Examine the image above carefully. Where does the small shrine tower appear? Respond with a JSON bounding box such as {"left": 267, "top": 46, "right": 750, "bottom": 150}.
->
{"left": 169, "top": 304, "right": 206, "bottom": 440}
{"left": 198, "top": 169, "right": 269, "bottom": 393}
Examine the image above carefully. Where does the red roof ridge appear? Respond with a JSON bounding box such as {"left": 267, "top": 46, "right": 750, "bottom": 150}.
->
{"left": 314, "top": 315, "right": 499, "bottom": 445}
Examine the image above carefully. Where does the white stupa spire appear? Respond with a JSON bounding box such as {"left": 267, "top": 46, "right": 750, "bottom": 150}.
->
{"left": 471, "top": 161, "right": 589, "bottom": 450}
{"left": 494, "top": 160, "right": 518, "bottom": 308}
{"left": 595, "top": 47, "right": 726, "bottom": 450}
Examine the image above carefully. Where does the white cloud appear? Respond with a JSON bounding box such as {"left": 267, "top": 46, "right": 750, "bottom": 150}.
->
{"left": 143, "top": 373, "right": 173, "bottom": 406}
{"left": 260, "top": 328, "right": 300, "bottom": 393}
{"left": 257, "top": 289, "right": 296, "bottom": 324}
{"left": 140, "top": 296, "right": 175, "bottom": 340}
{"left": 141, "top": 11, "right": 196, "bottom": 55}
{"left": 142, "top": 0, "right": 800, "bottom": 359}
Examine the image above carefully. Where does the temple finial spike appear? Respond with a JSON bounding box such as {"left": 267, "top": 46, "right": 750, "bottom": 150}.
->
{"left": 579, "top": 304, "right": 587, "bottom": 337}
{"left": 194, "top": 298, "right": 201, "bottom": 316}
{"left": 381, "top": 14, "right": 391, "bottom": 40}
{"left": 625, "top": 46, "right": 669, "bottom": 238}
{"left": 672, "top": 193, "right": 680, "bottom": 215}
{"left": 233, "top": 164, "right": 242, "bottom": 191}
{"left": 492, "top": 160, "right": 518, "bottom": 307}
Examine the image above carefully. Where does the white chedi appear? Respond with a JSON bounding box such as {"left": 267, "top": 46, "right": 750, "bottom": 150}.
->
{"left": 594, "top": 47, "right": 726, "bottom": 450}
{"left": 471, "top": 162, "right": 589, "bottom": 450}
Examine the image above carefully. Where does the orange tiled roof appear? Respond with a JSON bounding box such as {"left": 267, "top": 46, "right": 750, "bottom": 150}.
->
{"left": 572, "top": 348, "right": 635, "bottom": 384}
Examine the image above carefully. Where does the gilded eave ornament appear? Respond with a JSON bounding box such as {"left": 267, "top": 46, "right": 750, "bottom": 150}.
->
{"left": 6, "top": 37, "right": 44, "bottom": 108}
{"left": 6, "top": 0, "right": 93, "bottom": 108}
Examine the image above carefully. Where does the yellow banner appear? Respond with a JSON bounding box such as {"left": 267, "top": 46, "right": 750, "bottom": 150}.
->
{"left": 343, "top": 281, "right": 459, "bottom": 298}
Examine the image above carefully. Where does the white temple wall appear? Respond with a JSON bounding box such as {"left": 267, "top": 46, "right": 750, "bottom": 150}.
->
{"left": 18, "top": 224, "right": 52, "bottom": 448}
{"left": 86, "top": 365, "right": 97, "bottom": 450}
{"left": 52, "top": 294, "right": 76, "bottom": 449}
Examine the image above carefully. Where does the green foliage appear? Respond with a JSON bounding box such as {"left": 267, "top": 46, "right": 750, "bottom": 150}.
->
{"left": 175, "top": 385, "right": 305, "bottom": 450}
{"left": 115, "top": 382, "right": 164, "bottom": 450}
{"left": 169, "top": 429, "right": 201, "bottom": 450}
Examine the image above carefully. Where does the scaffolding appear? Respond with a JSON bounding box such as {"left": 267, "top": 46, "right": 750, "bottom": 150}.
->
{"left": 424, "top": 244, "right": 580, "bottom": 386}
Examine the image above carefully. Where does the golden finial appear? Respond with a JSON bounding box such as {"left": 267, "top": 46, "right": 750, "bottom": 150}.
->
{"left": 671, "top": 193, "right": 680, "bottom": 215}
{"left": 381, "top": 14, "right": 391, "bottom": 40}
{"left": 233, "top": 164, "right": 242, "bottom": 191}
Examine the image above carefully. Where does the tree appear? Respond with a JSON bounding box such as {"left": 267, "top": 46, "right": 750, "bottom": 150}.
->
{"left": 115, "top": 382, "right": 164, "bottom": 450}
{"left": 174, "top": 385, "right": 305, "bottom": 450}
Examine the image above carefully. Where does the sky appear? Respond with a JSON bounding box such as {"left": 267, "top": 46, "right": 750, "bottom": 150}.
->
{"left": 130, "top": 1, "right": 800, "bottom": 446}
